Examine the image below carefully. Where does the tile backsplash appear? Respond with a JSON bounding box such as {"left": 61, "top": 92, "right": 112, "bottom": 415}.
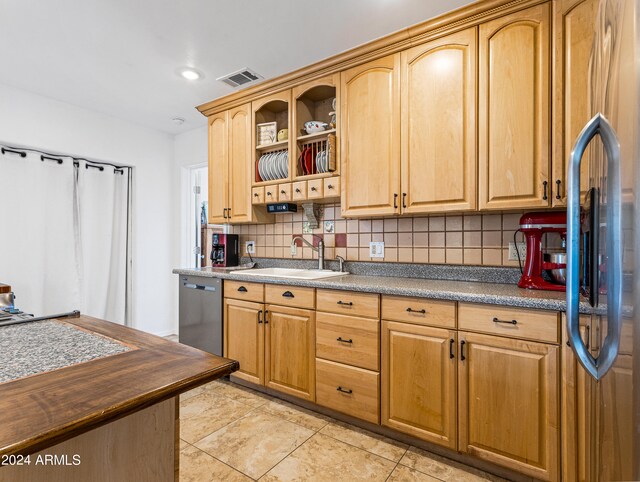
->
{"left": 225, "top": 204, "right": 547, "bottom": 267}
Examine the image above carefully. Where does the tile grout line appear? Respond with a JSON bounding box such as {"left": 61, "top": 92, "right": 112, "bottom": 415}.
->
{"left": 254, "top": 427, "right": 319, "bottom": 480}
{"left": 317, "top": 427, "right": 409, "bottom": 464}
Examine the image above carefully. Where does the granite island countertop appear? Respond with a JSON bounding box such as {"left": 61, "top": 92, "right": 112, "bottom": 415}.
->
{"left": 173, "top": 266, "right": 600, "bottom": 314}
{"left": 0, "top": 314, "right": 238, "bottom": 456}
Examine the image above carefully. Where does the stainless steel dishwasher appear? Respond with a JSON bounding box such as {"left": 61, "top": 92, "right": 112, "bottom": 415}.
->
{"left": 178, "top": 275, "right": 222, "bottom": 356}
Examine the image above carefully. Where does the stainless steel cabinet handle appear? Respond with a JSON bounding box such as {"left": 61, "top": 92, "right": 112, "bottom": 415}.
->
{"left": 567, "top": 113, "right": 621, "bottom": 380}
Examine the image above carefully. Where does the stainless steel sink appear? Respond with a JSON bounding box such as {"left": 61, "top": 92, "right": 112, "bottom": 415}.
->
{"left": 233, "top": 267, "right": 348, "bottom": 280}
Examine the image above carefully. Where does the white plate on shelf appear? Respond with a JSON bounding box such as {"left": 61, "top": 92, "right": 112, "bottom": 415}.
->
{"left": 264, "top": 152, "right": 273, "bottom": 181}
{"left": 282, "top": 151, "right": 288, "bottom": 177}
{"left": 258, "top": 154, "right": 266, "bottom": 181}
{"left": 276, "top": 151, "right": 284, "bottom": 179}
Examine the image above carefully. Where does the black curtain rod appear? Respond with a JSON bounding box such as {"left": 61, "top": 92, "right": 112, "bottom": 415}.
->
{"left": 1, "top": 144, "right": 132, "bottom": 171}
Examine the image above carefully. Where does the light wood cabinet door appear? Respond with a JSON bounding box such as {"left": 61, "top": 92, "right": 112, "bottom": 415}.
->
{"left": 458, "top": 332, "right": 559, "bottom": 481}
{"left": 265, "top": 304, "right": 316, "bottom": 401}
{"left": 381, "top": 321, "right": 457, "bottom": 450}
{"left": 478, "top": 3, "right": 551, "bottom": 210}
{"left": 228, "top": 103, "right": 252, "bottom": 222}
{"left": 208, "top": 111, "right": 228, "bottom": 224}
{"left": 223, "top": 298, "right": 264, "bottom": 385}
{"left": 552, "top": 0, "right": 598, "bottom": 206}
{"left": 401, "top": 28, "right": 477, "bottom": 214}
{"left": 561, "top": 315, "right": 594, "bottom": 482}
{"left": 340, "top": 54, "right": 401, "bottom": 217}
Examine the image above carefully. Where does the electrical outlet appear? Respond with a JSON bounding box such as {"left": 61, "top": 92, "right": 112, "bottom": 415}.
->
{"left": 508, "top": 242, "right": 526, "bottom": 261}
{"left": 245, "top": 241, "right": 255, "bottom": 255}
{"left": 370, "top": 241, "right": 385, "bottom": 258}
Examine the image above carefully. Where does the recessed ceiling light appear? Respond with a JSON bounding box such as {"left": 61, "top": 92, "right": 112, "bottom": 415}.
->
{"left": 177, "top": 67, "right": 203, "bottom": 81}
{"left": 172, "top": 117, "right": 185, "bottom": 125}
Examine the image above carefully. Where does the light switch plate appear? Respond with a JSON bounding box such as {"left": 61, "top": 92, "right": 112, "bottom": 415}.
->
{"left": 245, "top": 241, "right": 255, "bottom": 255}
{"left": 370, "top": 241, "right": 385, "bottom": 258}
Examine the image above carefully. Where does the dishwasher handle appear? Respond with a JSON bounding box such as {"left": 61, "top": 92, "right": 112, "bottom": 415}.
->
{"left": 183, "top": 283, "right": 217, "bottom": 292}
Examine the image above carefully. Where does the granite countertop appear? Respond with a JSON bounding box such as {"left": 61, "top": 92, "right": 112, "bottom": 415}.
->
{"left": 173, "top": 266, "right": 599, "bottom": 314}
{"left": 0, "top": 320, "right": 131, "bottom": 383}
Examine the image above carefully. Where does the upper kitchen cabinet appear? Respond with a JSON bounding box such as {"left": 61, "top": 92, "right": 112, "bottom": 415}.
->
{"left": 552, "top": 0, "right": 598, "bottom": 206}
{"left": 208, "top": 104, "right": 272, "bottom": 224}
{"left": 208, "top": 111, "right": 228, "bottom": 224}
{"left": 252, "top": 91, "right": 292, "bottom": 185}
{"left": 478, "top": 3, "right": 552, "bottom": 210}
{"left": 340, "top": 54, "right": 401, "bottom": 217}
{"left": 292, "top": 74, "right": 339, "bottom": 180}
{"left": 400, "top": 28, "right": 477, "bottom": 214}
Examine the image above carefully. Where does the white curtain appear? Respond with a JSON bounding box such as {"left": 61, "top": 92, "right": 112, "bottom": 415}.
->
{"left": 0, "top": 146, "right": 131, "bottom": 325}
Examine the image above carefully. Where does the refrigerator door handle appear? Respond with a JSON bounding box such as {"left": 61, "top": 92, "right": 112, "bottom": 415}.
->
{"left": 567, "top": 113, "right": 622, "bottom": 380}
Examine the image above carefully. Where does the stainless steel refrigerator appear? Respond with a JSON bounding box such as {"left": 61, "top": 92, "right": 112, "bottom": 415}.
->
{"left": 565, "top": 0, "right": 639, "bottom": 479}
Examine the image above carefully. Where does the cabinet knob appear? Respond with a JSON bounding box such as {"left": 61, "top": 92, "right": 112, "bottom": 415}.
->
{"left": 295, "top": 188, "right": 301, "bottom": 193}
{"left": 311, "top": 187, "right": 317, "bottom": 192}
{"left": 327, "top": 184, "right": 334, "bottom": 189}
{"left": 267, "top": 191, "right": 272, "bottom": 196}
{"left": 280, "top": 190, "right": 286, "bottom": 194}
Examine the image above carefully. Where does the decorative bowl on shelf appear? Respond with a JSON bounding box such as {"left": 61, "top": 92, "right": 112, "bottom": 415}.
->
{"left": 303, "top": 121, "right": 329, "bottom": 135}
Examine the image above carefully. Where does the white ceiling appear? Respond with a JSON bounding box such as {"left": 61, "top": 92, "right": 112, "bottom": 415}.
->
{"left": 0, "top": 0, "right": 473, "bottom": 135}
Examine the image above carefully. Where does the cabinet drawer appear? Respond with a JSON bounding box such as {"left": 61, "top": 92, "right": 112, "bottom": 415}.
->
{"left": 316, "top": 359, "right": 379, "bottom": 424}
{"left": 307, "top": 179, "right": 324, "bottom": 199}
{"left": 224, "top": 280, "right": 264, "bottom": 303}
{"left": 252, "top": 187, "right": 265, "bottom": 205}
{"left": 458, "top": 303, "right": 559, "bottom": 344}
{"left": 382, "top": 296, "right": 456, "bottom": 328}
{"left": 292, "top": 181, "right": 307, "bottom": 201}
{"left": 278, "top": 183, "right": 292, "bottom": 202}
{"left": 316, "top": 312, "right": 379, "bottom": 371}
{"left": 316, "top": 289, "right": 379, "bottom": 319}
{"left": 323, "top": 176, "right": 340, "bottom": 198}
{"left": 265, "top": 284, "right": 315, "bottom": 309}
{"left": 264, "top": 186, "right": 277, "bottom": 203}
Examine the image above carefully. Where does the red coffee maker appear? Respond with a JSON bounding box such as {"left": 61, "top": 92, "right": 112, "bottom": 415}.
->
{"left": 518, "top": 211, "right": 568, "bottom": 291}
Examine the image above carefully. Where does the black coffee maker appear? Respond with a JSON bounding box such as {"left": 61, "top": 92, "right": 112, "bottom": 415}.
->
{"left": 210, "top": 234, "right": 239, "bottom": 267}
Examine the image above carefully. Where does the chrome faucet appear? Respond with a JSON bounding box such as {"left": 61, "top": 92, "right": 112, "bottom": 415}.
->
{"left": 335, "top": 255, "right": 345, "bottom": 273}
{"left": 291, "top": 235, "right": 325, "bottom": 270}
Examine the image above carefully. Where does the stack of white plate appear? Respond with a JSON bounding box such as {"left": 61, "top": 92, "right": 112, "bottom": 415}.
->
{"left": 258, "top": 150, "right": 288, "bottom": 181}
{"left": 315, "top": 150, "right": 329, "bottom": 173}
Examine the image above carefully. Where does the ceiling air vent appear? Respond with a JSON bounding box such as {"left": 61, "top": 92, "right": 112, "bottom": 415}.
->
{"left": 217, "top": 68, "right": 263, "bottom": 88}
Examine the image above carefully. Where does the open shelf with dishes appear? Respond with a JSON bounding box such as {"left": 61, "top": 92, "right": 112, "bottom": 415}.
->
{"left": 293, "top": 75, "right": 339, "bottom": 180}
{"left": 252, "top": 91, "right": 292, "bottom": 185}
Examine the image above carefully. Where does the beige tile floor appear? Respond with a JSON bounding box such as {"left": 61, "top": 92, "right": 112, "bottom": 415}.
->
{"left": 179, "top": 379, "right": 507, "bottom": 482}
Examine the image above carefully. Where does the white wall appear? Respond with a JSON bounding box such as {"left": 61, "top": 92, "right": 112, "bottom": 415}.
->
{"left": 173, "top": 126, "right": 208, "bottom": 269}
{"left": 0, "top": 83, "right": 178, "bottom": 336}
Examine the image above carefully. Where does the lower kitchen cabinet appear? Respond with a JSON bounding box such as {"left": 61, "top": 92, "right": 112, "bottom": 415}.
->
{"left": 458, "top": 331, "right": 560, "bottom": 481}
{"left": 264, "top": 304, "right": 316, "bottom": 401}
{"left": 223, "top": 282, "right": 316, "bottom": 401}
{"left": 223, "top": 298, "right": 264, "bottom": 385}
{"left": 381, "top": 321, "right": 457, "bottom": 449}
{"left": 316, "top": 358, "right": 379, "bottom": 424}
